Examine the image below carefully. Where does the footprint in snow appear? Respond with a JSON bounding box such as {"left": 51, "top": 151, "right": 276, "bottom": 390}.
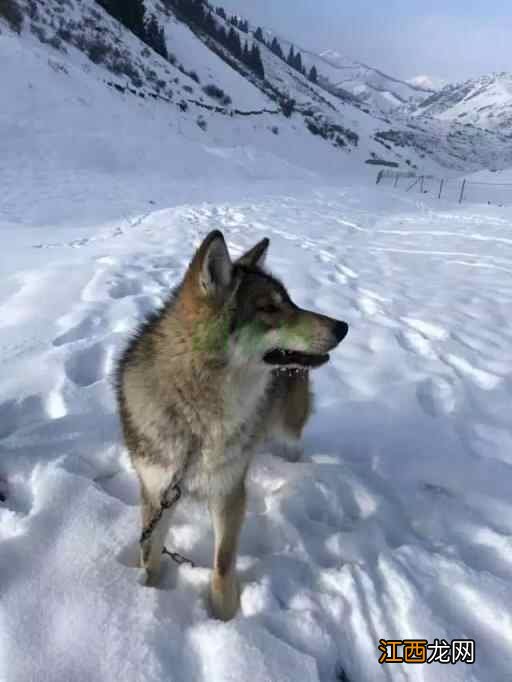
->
{"left": 395, "top": 329, "right": 437, "bottom": 359}
{"left": 442, "top": 353, "right": 501, "bottom": 391}
{"left": 64, "top": 341, "right": 112, "bottom": 387}
{"left": 0, "top": 474, "right": 34, "bottom": 516}
{"left": 134, "top": 294, "right": 163, "bottom": 318}
{"left": 108, "top": 277, "right": 143, "bottom": 300}
{"left": 416, "top": 377, "right": 456, "bottom": 417}
{"left": 81, "top": 265, "right": 142, "bottom": 303}
{"left": 0, "top": 395, "right": 47, "bottom": 440}
{"left": 402, "top": 317, "right": 448, "bottom": 341}
{"left": 338, "top": 262, "right": 357, "bottom": 276}
{"left": 395, "top": 318, "right": 448, "bottom": 359}
{"left": 147, "top": 268, "right": 176, "bottom": 288}
{"left": 357, "top": 295, "right": 380, "bottom": 317}
{"left": 53, "top": 313, "right": 106, "bottom": 347}
{"left": 94, "top": 469, "right": 139, "bottom": 506}
{"left": 315, "top": 250, "right": 333, "bottom": 264}
{"left": 148, "top": 255, "right": 179, "bottom": 270}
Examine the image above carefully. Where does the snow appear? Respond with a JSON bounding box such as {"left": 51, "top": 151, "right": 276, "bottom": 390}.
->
{"left": 0, "top": 29, "right": 358, "bottom": 235}
{"left": 3, "top": 183, "right": 512, "bottom": 681}
{"left": 414, "top": 73, "right": 512, "bottom": 133}
{"left": 163, "top": 16, "right": 268, "bottom": 110}
{"left": 313, "top": 50, "right": 434, "bottom": 105}
{"left": 2, "top": 11, "right": 512, "bottom": 682}
{"left": 407, "top": 75, "right": 446, "bottom": 92}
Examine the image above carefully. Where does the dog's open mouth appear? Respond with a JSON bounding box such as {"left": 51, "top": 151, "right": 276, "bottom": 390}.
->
{"left": 263, "top": 348, "right": 330, "bottom": 369}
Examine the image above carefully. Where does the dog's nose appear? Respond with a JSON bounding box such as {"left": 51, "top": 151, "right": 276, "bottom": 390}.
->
{"left": 333, "top": 320, "right": 349, "bottom": 343}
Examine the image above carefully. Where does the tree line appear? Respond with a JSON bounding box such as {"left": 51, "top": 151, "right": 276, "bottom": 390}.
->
{"left": 171, "top": 0, "right": 318, "bottom": 84}
{"left": 214, "top": 8, "right": 249, "bottom": 34}
{"left": 253, "top": 26, "right": 318, "bottom": 84}
{"left": 93, "top": 0, "right": 318, "bottom": 89}
{"left": 170, "top": 0, "right": 264, "bottom": 79}
{"left": 95, "top": 0, "right": 168, "bottom": 60}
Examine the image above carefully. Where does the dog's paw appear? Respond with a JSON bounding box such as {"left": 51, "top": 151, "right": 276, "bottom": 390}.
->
{"left": 138, "top": 566, "right": 161, "bottom": 587}
{"left": 210, "top": 573, "right": 240, "bottom": 621}
{"left": 138, "top": 549, "right": 162, "bottom": 587}
{"left": 138, "top": 542, "right": 163, "bottom": 586}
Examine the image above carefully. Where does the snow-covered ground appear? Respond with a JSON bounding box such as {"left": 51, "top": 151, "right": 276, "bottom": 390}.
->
{"left": 2, "top": 12, "right": 512, "bottom": 682}
{"left": 2, "top": 173, "right": 512, "bottom": 681}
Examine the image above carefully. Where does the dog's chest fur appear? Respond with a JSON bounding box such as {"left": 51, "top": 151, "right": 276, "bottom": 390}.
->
{"left": 222, "top": 363, "right": 270, "bottom": 444}
{"left": 183, "top": 363, "right": 271, "bottom": 497}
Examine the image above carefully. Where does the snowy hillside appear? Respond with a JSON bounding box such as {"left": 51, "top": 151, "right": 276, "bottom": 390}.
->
{"left": 210, "top": 0, "right": 436, "bottom": 114}
{"left": 6, "top": 0, "right": 512, "bottom": 177}
{"left": 2, "top": 3, "right": 512, "bottom": 682}
{"left": 1, "top": 10, "right": 365, "bottom": 230}
{"left": 317, "top": 49, "right": 434, "bottom": 113}
{"left": 414, "top": 72, "right": 512, "bottom": 133}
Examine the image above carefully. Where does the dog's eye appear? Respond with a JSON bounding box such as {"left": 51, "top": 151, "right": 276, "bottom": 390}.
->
{"left": 258, "top": 303, "right": 279, "bottom": 314}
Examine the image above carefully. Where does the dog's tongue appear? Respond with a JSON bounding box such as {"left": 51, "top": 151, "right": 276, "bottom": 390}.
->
{"left": 263, "top": 349, "right": 330, "bottom": 368}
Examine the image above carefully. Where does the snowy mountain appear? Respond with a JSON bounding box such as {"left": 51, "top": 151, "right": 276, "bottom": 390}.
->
{"left": 413, "top": 72, "right": 512, "bottom": 133}
{"left": 407, "top": 74, "right": 447, "bottom": 92}
{"left": 4, "top": 0, "right": 512, "bottom": 181}
{"left": 316, "top": 49, "right": 434, "bottom": 113}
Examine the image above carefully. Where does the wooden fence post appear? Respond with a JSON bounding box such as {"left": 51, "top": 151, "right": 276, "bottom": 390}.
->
{"left": 438, "top": 179, "right": 444, "bottom": 199}
{"left": 376, "top": 170, "right": 383, "bottom": 185}
{"left": 459, "top": 179, "right": 466, "bottom": 204}
{"left": 420, "top": 176, "right": 424, "bottom": 193}
{"left": 394, "top": 173, "right": 399, "bottom": 188}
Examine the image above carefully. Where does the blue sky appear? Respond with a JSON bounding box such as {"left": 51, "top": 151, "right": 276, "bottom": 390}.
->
{"left": 220, "top": 0, "right": 511, "bottom": 82}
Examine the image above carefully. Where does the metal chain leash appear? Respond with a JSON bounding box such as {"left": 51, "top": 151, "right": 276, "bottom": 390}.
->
{"left": 162, "top": 547, "right": 195, "bottom": 568}
{"left": 139, "top": 479, "right": 195, "bottom": 568}
{"left": 139, "top": 480, "right": 182, "bottom": 545}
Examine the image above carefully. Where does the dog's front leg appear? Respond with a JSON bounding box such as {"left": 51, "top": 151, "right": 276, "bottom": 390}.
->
{"left": 208, "top": 481, "right": 246, "bottom": 621}
{"left": 139, "top": 482, "right": 178, "bottom": 586}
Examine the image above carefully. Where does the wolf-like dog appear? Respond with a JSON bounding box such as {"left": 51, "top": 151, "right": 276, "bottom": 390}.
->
{"left": 116, "top": 230, "right": 348, "bottom": 620}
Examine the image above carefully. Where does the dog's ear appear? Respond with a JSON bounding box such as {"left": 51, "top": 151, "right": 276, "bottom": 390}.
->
{"left": 236, "top": 238, "right": 269, "bottom": 269}
{"left": 193, "top": 230, "right": 232, "bottom": 298}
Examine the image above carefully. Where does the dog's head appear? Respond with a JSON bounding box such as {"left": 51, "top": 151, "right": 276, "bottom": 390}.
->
{"left": 181, "top": 230, "right": 348, "bottom": 369}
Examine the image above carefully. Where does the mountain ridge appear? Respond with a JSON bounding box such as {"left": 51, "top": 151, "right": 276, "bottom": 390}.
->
{"left": 413, "top": 71, "right": 512, "bottom": 133}
{"left": 2, "top": 0, "right": 512, "bottom": 177}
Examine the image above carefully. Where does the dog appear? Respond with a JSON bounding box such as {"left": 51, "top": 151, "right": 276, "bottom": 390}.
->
{"left": 116, "top": 230, "right": 348, "bottom": 620}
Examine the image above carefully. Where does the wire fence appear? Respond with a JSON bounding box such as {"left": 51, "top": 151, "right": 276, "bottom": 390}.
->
{"left": 376, "top": 170, "right": 512, "bottom": 206}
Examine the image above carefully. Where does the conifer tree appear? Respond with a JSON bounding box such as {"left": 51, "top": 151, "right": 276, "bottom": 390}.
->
{"left": 243, "top": 40, "right": 250, "bottom": 64}
{"left": 204, "top": 10, "right": 216, "bottom": 36}
{"left": 97, "top": 0, "right": 146, "bottom": 40}
{"left": 190, "top": 0, "right": 204, "bottom": 24}
{"left": 146, "top": 14, "right": 168, "bottom": 59}
{"left": 228, "top": 26, "right": 242, "bottom": 59}
{"left": 217, "top": 24, "right": 227, "bottom": 44}
{"left": 121, "top": 0, "right": 146, "bottom": 39}
{"left": 270, "top": 37, "right": 283, "bottom": 59}
{"left": 250, "top": 43, "right": 265, "bottom": 78}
